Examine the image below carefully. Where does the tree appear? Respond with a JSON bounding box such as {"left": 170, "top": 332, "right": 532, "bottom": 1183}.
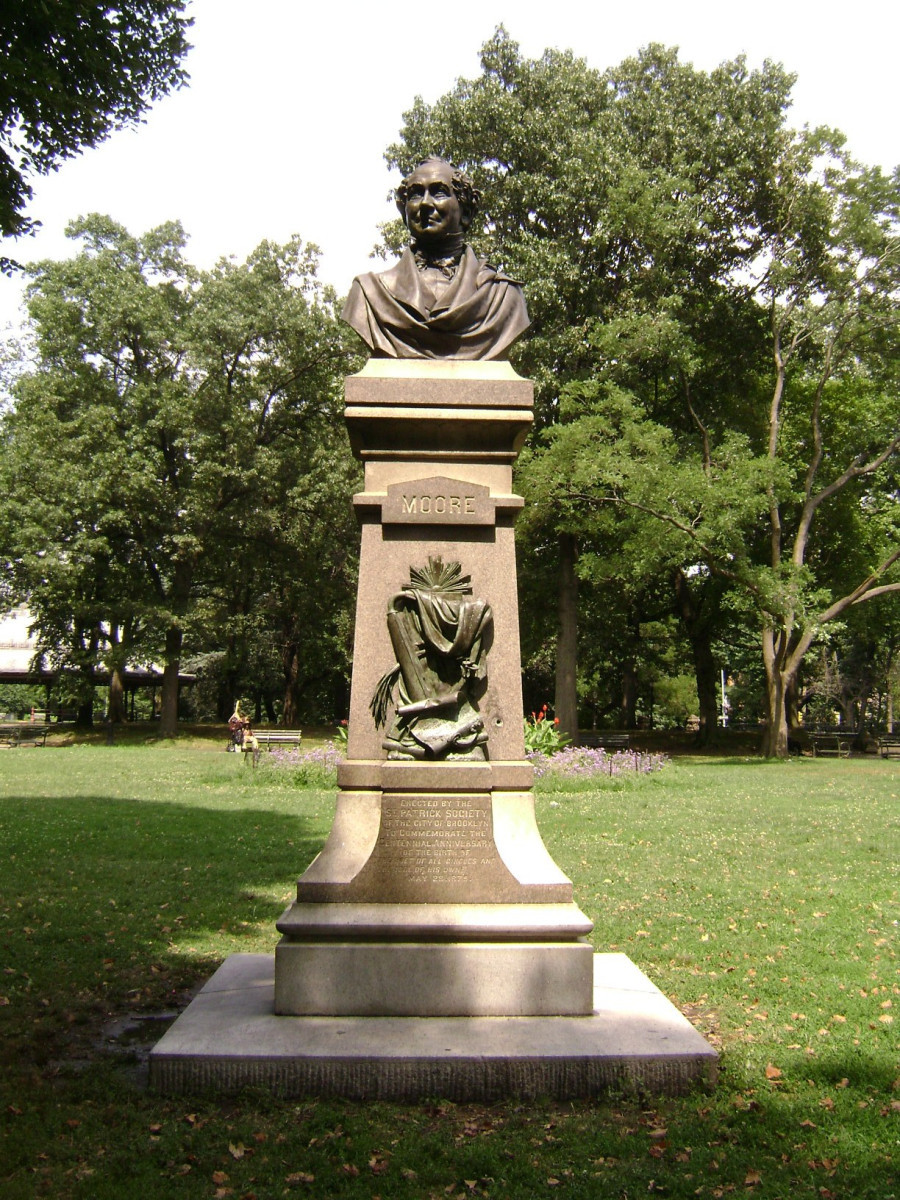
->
{"left": 1, "top": 2, "right": 191, "bottom": 260}
{"left": 0, "top": 215, "right": 357, "bottom": 735}
{"left": 387, "top": 29, "right": 795, "bottom": 742}
{"left": 388, "top": 30, "right": 900, "bottom": 756}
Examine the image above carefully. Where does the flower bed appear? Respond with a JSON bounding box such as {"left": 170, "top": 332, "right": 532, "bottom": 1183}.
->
{"left": 527, "top": 744, "right": 669, "bottom": 779}
{"left": 269, "top": 740, "right": 344, "bottom": 785}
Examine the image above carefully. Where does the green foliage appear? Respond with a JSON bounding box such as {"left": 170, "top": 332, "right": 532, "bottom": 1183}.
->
{"left": 652, "top": 672, "right": 700, "bottom": 729}
{"left": 0, "top": 215, "right": 360, "bottom": 731}
{"left": 389, "top": 28, "right": 900, "bottom": 755}
{"left": 0, "top": 2, "right": 192, "bottom": 252}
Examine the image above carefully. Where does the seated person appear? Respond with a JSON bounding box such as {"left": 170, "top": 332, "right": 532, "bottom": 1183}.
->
{"left": 342, "top": 157, "right": 529, "bottom": 360}
{"left": 240, "top": 718, "right": 259, "bottom": 765}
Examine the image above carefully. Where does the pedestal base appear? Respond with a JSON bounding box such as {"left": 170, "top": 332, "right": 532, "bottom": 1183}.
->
{"left": 275, "top": 938, "right": 594, "bottom": 1016}
{"left": 150, "top": 953, "right": 718, "bottom": 1100}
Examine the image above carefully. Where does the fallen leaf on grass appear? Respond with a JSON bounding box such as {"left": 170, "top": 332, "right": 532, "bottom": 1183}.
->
{"left": 212, "top": 1170, "right": 229, "bottom": 1184}
{"left": 765, "top": 1064, "right": 782, "bottom": 1081}
{"left": 285, "top": 1172, "right": 314, "bottom": 1185}
{"left": 340, "top": 1164, "right": 359, "bottom": 1177}
{"left": 744, "top": 1170, "right": 762, "bottom": 1185}
{"left": 819, "top": 1097, "right": 835, "bottom": 1110}
{"left": 369, "top": 1155, "right": 389, "bottom": 1175}
{"left": 228, "top": 1143, "right": 246, "bottom": 1160}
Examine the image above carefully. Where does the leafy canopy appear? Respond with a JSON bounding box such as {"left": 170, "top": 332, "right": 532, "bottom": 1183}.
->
{"left": 0, "top": 2, "right": 192, "bottom": 254}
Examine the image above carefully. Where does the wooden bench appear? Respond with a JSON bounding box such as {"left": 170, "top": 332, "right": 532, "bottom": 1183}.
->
{"left": 253, "top": 730, "right": 303, "bottom": 751}
{"left": 878, "top": 735, "right": 900, "bottom": 759}
{"left": 809, "top": 732, "right": 853, "bottom": 758}
{"left": 0, "top": 724, "right": 49, "bottom": 747}
{"left": 577, "top": 731, "right": 631, "bottom": 751}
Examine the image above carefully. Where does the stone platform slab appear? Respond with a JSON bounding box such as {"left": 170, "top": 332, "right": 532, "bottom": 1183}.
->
{"left": 149, "top": 952, "right": 717, "bottom": 1100}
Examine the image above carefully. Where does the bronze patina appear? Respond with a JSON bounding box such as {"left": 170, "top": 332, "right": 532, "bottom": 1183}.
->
{"left": 342, "top": 157, "right": 529, "bottom": 360}
{"left": 370, "top": 558, "right": 493, "bottom": 760}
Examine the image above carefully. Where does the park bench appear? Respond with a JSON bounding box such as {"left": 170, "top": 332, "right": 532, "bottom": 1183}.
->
{"left": 0, "top": 723, "right": 49, "bottom": 747}
{"left": 577, "top": 731, "right": 631, "bottom": 751}
{"left": 877, "top": 735, "right": 900, "bottom": 759}
{"left": 253, "top": 730, "right": 303, "bottom": 751}
{"left": 809, "top": 732, "right": 853, "bottom": 758}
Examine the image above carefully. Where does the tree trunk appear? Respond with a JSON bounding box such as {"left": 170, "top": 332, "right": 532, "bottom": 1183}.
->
{"left": 159, "top": 625, "right": 182, "bottom": 738}
{"left": 785, "top": 676, "right": 801, "bottom": 732}
{"left": 217, "top": 670, "right": 239, "bottom": 722}
{"left": 554, "top": 532, "right": 578, "bottom": 740}
{"left": 75, "top": 693, "right": 94, "bottom": 729}
{"left": 621, "top": 661, "right": 639, "bottom": 729}
{"left": 760, "top": 626, "right": 793, "bottom": 758}
{"left": 282, "top": 643, "right": 301, "bottom": 728}
{"left": 672, "top": 569, "right": 720, "bottom": 745}
{"left": 108, "top": 665, "right": 127, "bottom": 724}
{"left": 760, "top": 677, "right": 789, "bottom": 757}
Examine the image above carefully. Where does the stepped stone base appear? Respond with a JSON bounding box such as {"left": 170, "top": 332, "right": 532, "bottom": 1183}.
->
{"left": 274, "top": 938, "right": 594, "bottom": 1016}
{"left": 150, "top": 952, "right": 718, "bottom": 1100}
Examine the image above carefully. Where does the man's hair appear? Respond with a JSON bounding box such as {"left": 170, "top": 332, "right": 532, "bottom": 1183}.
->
{"left": 396, "top": 157, "right": 481, "bottom": 231}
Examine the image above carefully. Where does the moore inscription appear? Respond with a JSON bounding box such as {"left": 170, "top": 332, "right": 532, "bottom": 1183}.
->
{"left": 383, "top": 477, "right": 493, "bottom": 525}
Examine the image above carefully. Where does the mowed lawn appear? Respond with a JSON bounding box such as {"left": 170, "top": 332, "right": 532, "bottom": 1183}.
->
{"left": 1, "top": 744, "right": 897, "bottom": 1199}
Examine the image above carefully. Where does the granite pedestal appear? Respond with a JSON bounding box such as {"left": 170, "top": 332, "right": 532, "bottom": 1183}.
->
{"left": 149, "top": 953, "right": 718, "bottom": 1099}
{"left": 151, "top": 361, "right": 717, "bottom": 1096}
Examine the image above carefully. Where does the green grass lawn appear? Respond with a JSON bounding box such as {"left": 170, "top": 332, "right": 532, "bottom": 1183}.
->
{"left": 1, "top": 745, "right": 897, "bottom": 1199}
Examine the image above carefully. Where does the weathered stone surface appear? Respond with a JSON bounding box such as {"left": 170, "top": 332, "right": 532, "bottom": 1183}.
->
{"left": 150, "top": 953, "right": 719, "bottom": 1099}
{"left": 274, "top": 941, "right": 595, "bottom": 1016}
{"left": 281, "top": 790, "right": 572, "bottom": 907}
{"left": 273, "top": 361, "right": 595, "bottom": 1023}
{"left": 344, "top": 360, "right": 533, "bottom": 461}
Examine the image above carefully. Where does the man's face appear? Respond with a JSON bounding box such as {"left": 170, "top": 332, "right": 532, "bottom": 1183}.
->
{"left": 403, "top": 161, "right": 463, "bottom": 244}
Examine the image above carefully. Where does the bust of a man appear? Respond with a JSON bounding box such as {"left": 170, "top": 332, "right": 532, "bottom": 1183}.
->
{"left": 341, "top": 157, "right": 530, "bottom": 360}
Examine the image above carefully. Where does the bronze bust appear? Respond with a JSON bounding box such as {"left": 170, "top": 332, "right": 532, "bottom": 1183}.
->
{"left": 342, "top": 157, "right": 530, "bottom": 360}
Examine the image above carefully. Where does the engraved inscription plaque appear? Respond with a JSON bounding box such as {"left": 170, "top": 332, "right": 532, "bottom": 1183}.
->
{"left": 350, "top": 793, "right": 521, "bottom": 902}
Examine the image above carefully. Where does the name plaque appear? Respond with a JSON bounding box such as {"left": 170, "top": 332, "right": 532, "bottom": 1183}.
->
{"left": 382, "top": 477, "right": 493, "bottom": 525}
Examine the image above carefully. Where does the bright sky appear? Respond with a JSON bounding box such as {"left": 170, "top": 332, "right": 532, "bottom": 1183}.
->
{"left": 1, "top": 0, "right": 898, "bottom": 334}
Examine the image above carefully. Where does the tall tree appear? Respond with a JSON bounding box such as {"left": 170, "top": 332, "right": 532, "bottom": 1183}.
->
{"left": 387, "top": 29, "right": 794, "bottom": 741}
{"left": 1, "top": 1, "right": 191, "bottom": 262}
{"left": 388, "top": 30, "right": 900, "bottom": 755}
{"left": 0, "top": 216, "right": 356, "bottom": 734}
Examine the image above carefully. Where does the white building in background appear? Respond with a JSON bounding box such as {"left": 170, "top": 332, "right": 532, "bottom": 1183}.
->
{"left": 0, "top": 604, "right": 47, "bottom": 681}
{"left": 0, "top": 605, "right": 191, "bottom": 718}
